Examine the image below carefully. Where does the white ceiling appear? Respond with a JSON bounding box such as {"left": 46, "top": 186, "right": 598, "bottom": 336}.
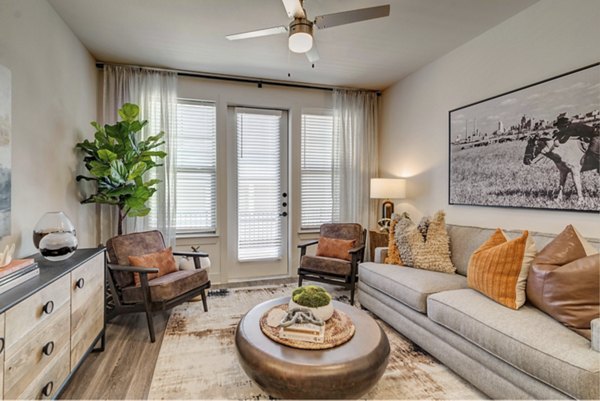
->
{"left": 49, "top": 0, "right": 537, "bottom": 90}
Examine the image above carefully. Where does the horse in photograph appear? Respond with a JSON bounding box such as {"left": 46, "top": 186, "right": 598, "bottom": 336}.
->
{"left": 523, "top": 129, "right": 600, "bottom": 203}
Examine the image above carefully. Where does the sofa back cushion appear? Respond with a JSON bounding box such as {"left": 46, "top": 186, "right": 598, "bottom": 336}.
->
{"left": 447, "top": 224, "right": 599, "bottom": 276}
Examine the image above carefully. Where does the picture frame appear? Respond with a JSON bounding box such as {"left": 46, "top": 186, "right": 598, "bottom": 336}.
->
{"left": 448, "top": 63, "right": 599, "bottom": 213}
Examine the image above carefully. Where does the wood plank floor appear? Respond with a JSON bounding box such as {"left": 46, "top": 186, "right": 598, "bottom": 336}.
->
{"left": 59, "top": 279, "right": 295, "bottom": 399}
{"left": 59, "top": 311, "right": 171, "bottom": 399}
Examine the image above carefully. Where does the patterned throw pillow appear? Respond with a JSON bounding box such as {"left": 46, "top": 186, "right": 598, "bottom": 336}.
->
{"left": 404, "top": 210, "right": 455, "bottom": 274}
{"left": 128, "top": 246, "right": 178, "bottom": 287}
{"left": 316, "top": 237, "right": 356, "bottom": 261}
{"left": 384, "top": 212, "right": 409, "bottom": 265}
{"left": 468, "top": 229, "right": 536, "bottom": 309}
{"left": 527, "top": 225, "right": 599, "bottom": 339}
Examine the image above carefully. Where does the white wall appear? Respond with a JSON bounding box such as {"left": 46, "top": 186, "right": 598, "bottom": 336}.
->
{"left": 176, "top": 77, "right": 332, "bottom": 283}
{"left": 380, "top": 0, "right": 600, "bottom": 237}
{"left": 0, "top": 0, "right": 98, "bottom": 256}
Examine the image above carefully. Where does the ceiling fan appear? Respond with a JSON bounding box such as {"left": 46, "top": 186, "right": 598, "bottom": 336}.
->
{"left": 226, "top": 0, "right": 390, "bottom": 63}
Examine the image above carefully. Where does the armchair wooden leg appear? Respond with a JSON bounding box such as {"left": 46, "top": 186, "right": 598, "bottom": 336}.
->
{"left": 350, "top": 286, "right": 356, "bottom": 306}
{"left": 201, "top": 288, "right": 208, "bottom": 312}
{"left": 298, "top": 275, "right": 303, "bottom": 287}
{"left": 140, "top": 275, "right": 156, "bottom": 343}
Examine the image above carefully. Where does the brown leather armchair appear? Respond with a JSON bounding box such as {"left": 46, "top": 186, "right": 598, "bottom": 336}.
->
{"left": 297, "top": 223, "right": 366, "bottom": 305}
{"left": 105, "top": 230, "right": 211, "bottom": 342}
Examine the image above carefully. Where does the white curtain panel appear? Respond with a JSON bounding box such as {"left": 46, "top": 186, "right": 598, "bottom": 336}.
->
{"left": 332, "top": 89, "right": 379, "bottom": 231}
{"left": 100, "top": 65, "right": 178, "bottom": 246}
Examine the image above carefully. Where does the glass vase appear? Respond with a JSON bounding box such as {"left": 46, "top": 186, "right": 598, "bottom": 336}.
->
{"left": 33, "top": 212, "right": 78, "bottom": 261}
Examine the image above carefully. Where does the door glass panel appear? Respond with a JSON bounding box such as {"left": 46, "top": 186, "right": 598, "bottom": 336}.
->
{"left": 236, "top": 108, "right": 283, "bottom": 261}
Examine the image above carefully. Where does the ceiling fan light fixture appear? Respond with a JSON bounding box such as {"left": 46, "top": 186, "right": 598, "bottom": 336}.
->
{"left": 288, "top": 18, "right": 313, "bottom": 53}
{"left": 288, "top": 32, "right": 313, "bottom": 53}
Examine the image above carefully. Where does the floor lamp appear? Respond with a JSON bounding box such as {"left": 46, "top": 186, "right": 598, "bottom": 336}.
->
{"left": 370, "top": 178, "right": 406, "bottom": 232}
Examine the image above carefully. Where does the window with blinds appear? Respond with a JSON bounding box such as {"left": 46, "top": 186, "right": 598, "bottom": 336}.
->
{"left": 236, "top": 108, "right": 283, "bottom": 261}
{"left": 301, "top": 113, "right": 335, "bottom": 230}
{"left": 176, "top": 100, "right": 217, "bottom": 233}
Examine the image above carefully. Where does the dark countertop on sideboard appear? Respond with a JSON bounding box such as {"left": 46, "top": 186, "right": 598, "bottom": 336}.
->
{"left": 0, "top": 248, "right": 105, "bottom": 314}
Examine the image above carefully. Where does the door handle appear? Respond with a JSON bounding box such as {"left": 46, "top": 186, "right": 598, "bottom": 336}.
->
{"left": 279, "top": 212, "right": 288, "bottom": 217}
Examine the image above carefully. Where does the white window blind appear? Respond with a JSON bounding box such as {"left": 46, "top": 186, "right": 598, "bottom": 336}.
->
{"left": 301, "top": 113, "right": 334, "bottom": 229}
{"left": 236, "top": 108, "right": 283, "bottom": 261}
{"left": 176, "top": 100, "right": 217, "bottom": 233}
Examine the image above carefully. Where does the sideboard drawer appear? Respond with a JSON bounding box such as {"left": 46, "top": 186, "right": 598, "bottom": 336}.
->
{"left": 10, "top": 344, "right": 70, "bottom": 400}
{"left": 4, "top": 275, "right": 70, "bottom": 351}
{"left": 71, "top": 253, "right": 104, "bottom": 367}
{"left": 0, "top": 313, "right": 4, "bottom": 400}
{"left": 3, "top": 306, "right": 70, "bottom": 399}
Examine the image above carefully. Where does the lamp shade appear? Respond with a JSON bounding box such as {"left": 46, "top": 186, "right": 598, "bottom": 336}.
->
{"left": 370, "top": 178, "right": 406, "bottom": 199}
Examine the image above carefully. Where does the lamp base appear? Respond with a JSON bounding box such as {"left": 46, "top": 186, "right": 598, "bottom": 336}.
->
{"left": 381, "top": 200, "right": 394, "bottom": 220}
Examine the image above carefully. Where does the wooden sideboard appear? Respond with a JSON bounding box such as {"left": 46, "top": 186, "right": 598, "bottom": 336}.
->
{"left": 0, "top": 248, "right": 105, "bottom": 399}
{"left": 368, "top": 230, "right": 388, "bottom": 262}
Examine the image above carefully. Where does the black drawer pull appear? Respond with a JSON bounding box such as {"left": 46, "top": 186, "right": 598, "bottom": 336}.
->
{"left": 42, "top": 381, "right": 53, "bottom": 397}
{"left": 0, "top": 337, "right": 4, "bottom": 353}
{"left": 76, "top": 278, "right": 85, "bottom": 289}
{"left": 43, "top": 300, "right": 54, "bottom": 315}
{"left": 42, "top": 341, "right": 54, "bottom": 356}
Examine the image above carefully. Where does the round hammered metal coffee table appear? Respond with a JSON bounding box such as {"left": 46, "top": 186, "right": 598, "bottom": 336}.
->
{"left": 235, "top": 297, "right": 390, "bottom": 399}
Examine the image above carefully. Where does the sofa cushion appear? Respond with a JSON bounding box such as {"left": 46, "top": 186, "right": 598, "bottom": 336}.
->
{"left": 359, "top": 262, "right": 467, "bottom": 313}
{"left": 427, "top": 288, "right": 599, "bottom": 400}
{"left": 122, "top": 268, "right": 209, "bottom": 303}
{"left": 446, "top": 224, "right": 600, "bottom": 276}
{"left": 300, "top": 255, "right": 351, "bottom": 276}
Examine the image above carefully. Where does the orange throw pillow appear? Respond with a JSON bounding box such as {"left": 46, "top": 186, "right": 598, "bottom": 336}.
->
{"left": 467, "top": 229, "right": 536, "bottom": 309}
{"left": 316, "top": 237, "right": 356, "bottom": 261}
{"left": 128, "top": 247, "right": 178, "bottom": 287}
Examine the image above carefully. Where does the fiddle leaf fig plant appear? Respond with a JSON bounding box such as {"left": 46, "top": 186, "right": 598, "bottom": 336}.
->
{"left": 76, "top": 103, "right": 167, "bottom": 235}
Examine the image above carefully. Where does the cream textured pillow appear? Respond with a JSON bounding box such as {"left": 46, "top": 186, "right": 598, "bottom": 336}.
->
{"left": 405, "top": 211, "right": 455, "bottom": 274}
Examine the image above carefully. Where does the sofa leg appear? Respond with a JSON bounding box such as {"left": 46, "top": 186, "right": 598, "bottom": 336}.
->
{"left": 201, "top": 288, "right": 208, "bottom": 312}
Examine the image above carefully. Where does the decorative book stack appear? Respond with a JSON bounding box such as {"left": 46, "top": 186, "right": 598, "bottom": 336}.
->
{"left": 279, "top": 322, "right": 325, "bottom": 343}
{"left": 0, "top": 258, "right": 39, "bottom": 294}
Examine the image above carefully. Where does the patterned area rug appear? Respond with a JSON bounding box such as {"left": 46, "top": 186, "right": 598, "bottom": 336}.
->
{"left": 148, "top": 284, "right": 485, "bottom": 400}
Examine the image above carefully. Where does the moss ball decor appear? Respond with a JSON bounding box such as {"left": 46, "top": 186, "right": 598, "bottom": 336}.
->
{"left": 292, "top": 285, "right": 332, "bottom": 308}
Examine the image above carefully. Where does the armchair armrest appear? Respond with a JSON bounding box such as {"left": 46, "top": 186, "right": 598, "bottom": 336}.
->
{"left": 348, "top": 244, "right": 365, "bottom": 254}
{"left": 592, "top": 318, "right": 600, "bottom": 352}
{"left": 107, "top": 263, "right": 159, "bottom": 274}
{"left": 297, "top": 240, "right": 319, "bottom": 249}
{"left": 173, "top": 251, "right": 209, "bottom": 258}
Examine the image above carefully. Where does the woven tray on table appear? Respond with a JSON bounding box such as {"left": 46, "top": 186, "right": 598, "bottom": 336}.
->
{"left": 259, "top": 304, "right": 355, "bottom": 350}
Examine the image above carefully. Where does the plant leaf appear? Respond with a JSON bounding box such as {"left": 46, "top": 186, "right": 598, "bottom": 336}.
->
{"left": 118, "top": 103, "right": 139, "bottom": 122}
{"left": 97, "top": 149, "right": 118, "bottom": 162}
{"left": 127, "top": 161, "right": 147, "bottom": 180}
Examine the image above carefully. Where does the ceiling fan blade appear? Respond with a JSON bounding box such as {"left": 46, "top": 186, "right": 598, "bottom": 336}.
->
{"left": 226, "top": 25, "right": 288, "bottom": 41}
{"left": 305, "top": 44, "right": 320, "bottom": 63}
{"left": 281, "top": 0, "right": 305, "bottom": 19}
{"left": 314, "top": 4, "right": 390, "bottom": 29}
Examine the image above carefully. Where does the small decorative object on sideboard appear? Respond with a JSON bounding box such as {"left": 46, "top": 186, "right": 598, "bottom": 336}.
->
{"left": 288, "top": 285, "right": 334, "bottom": 322}
{"left": 0, "top": 257, "right": 38, "bottom": 294}
{"left": 33, "top": 211, "right": 78, "bottom": 261}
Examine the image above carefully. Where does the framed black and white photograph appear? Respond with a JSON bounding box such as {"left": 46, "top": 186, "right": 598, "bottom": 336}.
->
{"left": 449, "top": 63, "right": 600, "bottom": 212}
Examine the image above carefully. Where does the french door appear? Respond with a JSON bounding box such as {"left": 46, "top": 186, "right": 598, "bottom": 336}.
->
{"left": 227, "top": 107, "right": 289, "bottom": 280}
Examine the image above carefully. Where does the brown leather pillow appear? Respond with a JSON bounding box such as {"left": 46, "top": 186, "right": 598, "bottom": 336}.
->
{"left": 128, "top": 247, "right": 178, "bottom": 287}
{"left": 527, "top": 225, "right": 599, "bottom": 339}
{"left": 316, "top": 237, "right": 356, "bottom": 261}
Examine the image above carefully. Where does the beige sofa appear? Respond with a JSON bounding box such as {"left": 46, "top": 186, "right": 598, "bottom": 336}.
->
{"left": 358, "top": 224, "right": 599, "bottom": 400}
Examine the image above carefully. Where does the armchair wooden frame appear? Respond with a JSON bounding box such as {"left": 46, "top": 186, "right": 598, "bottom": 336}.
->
{"left": 297, "top": 228, "right": 366, "bottom": 305}
{"left": 106, "top": 250, "right": 211, "bottom": 343}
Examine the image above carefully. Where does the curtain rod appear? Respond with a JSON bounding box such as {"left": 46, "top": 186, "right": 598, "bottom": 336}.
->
{"left": 95, "top": 61, "right": 381, "bottom": 95}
